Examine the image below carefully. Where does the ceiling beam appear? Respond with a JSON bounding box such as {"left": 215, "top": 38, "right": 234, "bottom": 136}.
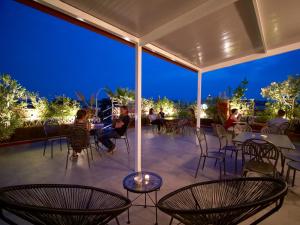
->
{"left": 252, "top": 0, "right": 268, "bottom": 52}
{"left": 202, "top": 41, "right": 300, "bottom": 72}
{"left": 140, "top": 0, "right": 239, "bottom": 46}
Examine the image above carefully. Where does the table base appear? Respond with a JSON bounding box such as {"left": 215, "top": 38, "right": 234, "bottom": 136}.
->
{"left": 126, "top": 190, "right": 159, "bottom": 225}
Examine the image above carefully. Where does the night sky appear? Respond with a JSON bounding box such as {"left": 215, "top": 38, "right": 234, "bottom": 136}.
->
{"left": 1, "top": 0, "right": 300, "bottom": 102}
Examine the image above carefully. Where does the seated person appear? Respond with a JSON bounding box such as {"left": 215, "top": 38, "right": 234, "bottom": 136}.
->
{"left": 158, "top": 107, "right": 165, "bottom": 119}
{"left": 72, "top": 109, "right": 91, "bottom": 159}
{"left": 266, "top": 109, "right": 288, "bottom": 133}
{"left": 98, "top": 106, "right": 130, "bottom": 153}
{"left": 224, "top": 108, "right": 241, "bottom": 131}
{"left": 148, "top": 108, "right": 164, "bottom": 131}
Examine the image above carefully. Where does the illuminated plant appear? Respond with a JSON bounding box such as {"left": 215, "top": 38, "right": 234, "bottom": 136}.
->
{"left": 105, "top": 87, "right": 135, "bottom": 105}
{"left": 0, "top": 74, "right": 27, "bottom": 140}
{"left": 261, "top": 75, "right": 300, "bottom": 119}
{"left": 45, "top": 96, "right": 80, "bottom": 123}
{"left": 155, "top": 97, "right": 176, "bottom": 116}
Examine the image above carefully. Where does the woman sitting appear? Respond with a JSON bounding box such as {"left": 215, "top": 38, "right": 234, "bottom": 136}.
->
{"left": 224, "top": 108, "right": 241, "bottom": 131}
{"left": 72, "top": 109, "right": 90, "bottom": 159}
{"left": 148, "top": 108, "right": 164, "bottom": 131}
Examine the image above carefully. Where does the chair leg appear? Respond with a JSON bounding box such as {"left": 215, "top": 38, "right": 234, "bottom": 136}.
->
{"left": 115, "top": 217, "right": 120, "bottom": 225}
{"left": 223, "top": 158, "right": 226, "bottom": 176}
{"left": 60, "top": 138, "right": 62, "bottom": 151}
{"left": 43, "top": 140, "right": 47, "bottom": 156}
{"left": 235, "top": 151, "right": 238, "bottom": 174}
{"left": 219, "top": 161, "right": 222, "bottom": 179}
{"left": 169, "top": 217, "right": 174, "bottom": 225}
{"left": 292, "top": 169, "right": 296, "bottom": 187}
{"left": 286, "top": 166, "right": 291, "bottom": 184}
{"left": 51, "top": 141, "right": 54, "bottom": 159}
{"left": 125, "top": 138, "right": 130, "bottom": 154}
{"left": 86, "top": 148, "right": 91, "bottom": 168}
{"left": 65, "top": 148, "right": 70, "bottom": 170}
{"left": 202, "top": 157, "right": 207, "bottom": 170}
{"left": 195, "top": 156, "right": 202, "bottom": 178}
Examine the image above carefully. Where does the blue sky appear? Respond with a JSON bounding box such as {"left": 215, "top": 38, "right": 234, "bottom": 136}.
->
{"left": 1, "top": 0, "right": 300, "bottom": 102}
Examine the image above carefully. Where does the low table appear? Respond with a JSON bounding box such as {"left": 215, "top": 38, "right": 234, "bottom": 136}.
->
{"left": 123, "top": 171, "right": 162, "bottom": 225}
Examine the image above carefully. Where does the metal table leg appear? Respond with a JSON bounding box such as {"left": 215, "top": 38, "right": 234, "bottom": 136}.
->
{"left": 127, "top": 190, "right": 130, "bottom": 224}
{"left": 155, "top": 190, "right": 158, "bottom": 225}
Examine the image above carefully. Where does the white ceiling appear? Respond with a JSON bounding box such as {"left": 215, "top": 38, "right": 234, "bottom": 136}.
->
{"left": 36, "top": 0, "right": 300, "bottom": 71}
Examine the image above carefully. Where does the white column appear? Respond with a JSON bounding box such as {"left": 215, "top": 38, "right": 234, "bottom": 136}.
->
{"left": 196, "top": 70, "right": 202, "bottom": 128}
{"left": 135, "top": 44, "right": 142, "bottom": 172}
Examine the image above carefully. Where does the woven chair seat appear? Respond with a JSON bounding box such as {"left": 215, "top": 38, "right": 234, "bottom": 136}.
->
{"left": 206, "top": 151, "right": 225, "bottom": 159}
{"left": 244, "top": 161, "right": 274, "bottom": 175}
{"left": 0, "top": 184, "right": 131, "bottom": 225}
{"left": 158, "top": 177, "right": 287, "bottom": 225}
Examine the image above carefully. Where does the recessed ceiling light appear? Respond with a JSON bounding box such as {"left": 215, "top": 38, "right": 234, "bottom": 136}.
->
{"left": 123, "top": 36, "right": 131, "bottom": 42}
{"left": 76, "top": 17, "right": 84, "bottom": 22}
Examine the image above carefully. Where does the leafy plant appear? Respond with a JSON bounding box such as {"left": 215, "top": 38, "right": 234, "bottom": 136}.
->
{"left": 105, "top": 87, "right": 135, "bottom": 105}
{"left": 155, "top": 97, "right": 176, "bottom": 116}
{"left": 261, "top": 75, "right": 300, "bottom": 119}
{"left": 45, "top": 96, "right": 80, "bottom": 123}
{"left": 0, "top": 74, "right": 27, "bottom": 140}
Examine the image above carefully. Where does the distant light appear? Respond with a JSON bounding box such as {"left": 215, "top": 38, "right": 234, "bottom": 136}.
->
{"left": 76, "top": 17, "right": 84, "bottom": 22}
{"left": 123, "top": 36, "right": 131, "bottom": 42}
{"left": 202, "top": 104, "right": 208, "bottom": 110}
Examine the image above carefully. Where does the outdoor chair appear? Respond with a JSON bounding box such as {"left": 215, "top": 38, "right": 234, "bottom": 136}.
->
{"left": 241, "top": 139, "right": 280, "bottom": 178}
{"left": 286, "top": 161, "right": 300, "bottom": 186}
{"left": 43, "top": 119, "right": 65, "bottom": 158}
{"left": 215, "top": 124, "right": 239, "bottom": 173}
{"left": 194, "top": 128, "right": 226, "bottom": 179}
{"left": 0, "top": 184, "right": 131, "bottom": 225}
{"left": 113, "top": 130, "right": 130, "bottom": 154}
{"left": 66, "top": 126, "right": 94, "bottom": 169}
{"left": 157, "top": 177, "right": 287, "bottom": 225}
{"left": 233, "top": 123, "right": 252, "bottom": 136}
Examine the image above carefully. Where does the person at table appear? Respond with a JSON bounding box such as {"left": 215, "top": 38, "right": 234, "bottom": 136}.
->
{"left": 158, "top": 107, "right": 165, "bottom": 119}
{"left": 71, "top": 109, "right": 91, "bottom": 159}
{"left": 148, "top": 108, "right": 164, "bottom": 131}
{"left": 265, "top": 109, "right": 289, "bottom": 134}
{"left": 224, "top": 108, "right": 241, "bottom": 131}
{"left": 267, "top": 109, "right": 288, "bottom": 127}
{"left": 98, "top": 106, "right": 130, "bottom": 153}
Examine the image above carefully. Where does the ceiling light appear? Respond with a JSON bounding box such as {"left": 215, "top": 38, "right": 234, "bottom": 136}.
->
{"left": 76, "top": 17, "right": 84, "bottom": 22}
{"left": 123, "top": 36, "right": 131, "bottom": 42}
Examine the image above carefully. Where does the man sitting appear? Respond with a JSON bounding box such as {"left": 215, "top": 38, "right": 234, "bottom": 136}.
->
{"left": 266, "top": 109, "right": 288, "bottom": 133}
{"left": 99, "top": 106, "right": 130, "bottom": 153}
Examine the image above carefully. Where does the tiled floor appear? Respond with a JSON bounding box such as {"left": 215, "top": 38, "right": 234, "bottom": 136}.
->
{"left": 0, "top": 127, "right": 299, "bottom": 225}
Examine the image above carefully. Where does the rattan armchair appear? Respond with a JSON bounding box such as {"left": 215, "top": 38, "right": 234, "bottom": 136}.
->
{"left": 66, "top": 126, "right": 94, "bottom": 169}
{"left": 0, "top": 184, "right": 131, "bottom": 225}
{"left": 215, "top": 124, "right": 239, "bottom": 173}
{"left": 157, "top": 177, "right": 287, "bottom": 225}
{"left": 43, "top": 119, "right": 65, "bottom": 158}
{"left": 241, "top": 139, "right": 280, "bottom": 177}
{"left": 194, "top": 128, "right": 226, "bottom": 179}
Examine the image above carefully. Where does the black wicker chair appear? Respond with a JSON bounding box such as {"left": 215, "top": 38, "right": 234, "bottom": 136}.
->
{"left": 157, "top": 177, "right": 287, "bottom": 225}
{"left": 66, "top": 126, "right": 94, "bottom": 169}
{"left": 0, "top": 184, "right": 131, "bottom": 225}
{"left": 241, "top": 139, "right": 280, "bottom": 177}
{"left": 194, "top": 128, "right": 226, "bottom": 179}
{"left": 215, "top": 124, "right": 240, "bottom": 173}
{"left": 43, "top": 119, "right": 65, "bottom": 158}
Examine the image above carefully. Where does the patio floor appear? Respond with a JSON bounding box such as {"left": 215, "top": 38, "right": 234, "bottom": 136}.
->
{"left": 0, "top": 127, "right": 300, "bottom": 225}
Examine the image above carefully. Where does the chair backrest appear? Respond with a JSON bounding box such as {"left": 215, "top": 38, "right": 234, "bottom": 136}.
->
{"left": 234, "top": 124, "right": 252, "bottom": 135}
{"left": 195, "top": 128, "right": 208, "bottom": 155}
{"left": 242, "top": 139, "right": 279, "bottom": 172}
{"left": 279, "top": 122, "right": 289, "bottom": 134}
{"left": 44, "top": 119, "right": 60, "bottom": 137}
{"left": 215, "top": 124, "right": 229, "bottom": 149}
{"left": 68, "top": 126, "right": 90, "bottom": 150}
{"left": 261, "top": 126, "right": 271, "bottom": 134}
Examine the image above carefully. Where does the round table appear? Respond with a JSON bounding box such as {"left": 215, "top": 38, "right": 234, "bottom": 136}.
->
{"left": 123, "top": 171, "right": 162, "bottom": 225}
